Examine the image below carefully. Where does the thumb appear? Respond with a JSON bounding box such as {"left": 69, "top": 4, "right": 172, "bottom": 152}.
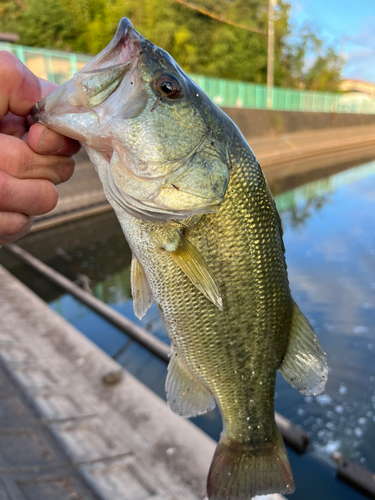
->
{"left": 39, "top": 78, "right": 58, "bottom": 100}
{"left": 0, "top": 52, "right": 54, "bottom": 119}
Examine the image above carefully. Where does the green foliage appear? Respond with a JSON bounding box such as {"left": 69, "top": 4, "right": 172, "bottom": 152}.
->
{"left": 0, "top": 0, "right": 342, "bottom": 91}
{"left": 282, "top": 24, "right": 343, "bottom": 91}
{"left": 0, "top": 0, "right": 25, "bottom": 34}
{"left": 19, "top": 0, "right": 76, "bottom": 49}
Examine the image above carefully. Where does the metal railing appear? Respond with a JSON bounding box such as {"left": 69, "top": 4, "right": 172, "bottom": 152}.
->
{"left": 2, "top": 42, "right": 375, "bottom": 115}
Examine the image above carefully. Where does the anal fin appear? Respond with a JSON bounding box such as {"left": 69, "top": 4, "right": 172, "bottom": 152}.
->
{"left": 131, "top": 254, "right": 153, "bottom": 319}
{"left": 279, "top": 300, "right": 328, "bottom": 396}
{"left": 168, "top": 235, "right": 223, "bottom": 310}
{"left": 166, "top": 350, "right": 215, "bottom": 417}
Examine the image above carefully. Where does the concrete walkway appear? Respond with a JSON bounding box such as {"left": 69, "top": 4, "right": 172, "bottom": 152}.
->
{"left": 0, "top": 265, "right": 285, "bottom": 500}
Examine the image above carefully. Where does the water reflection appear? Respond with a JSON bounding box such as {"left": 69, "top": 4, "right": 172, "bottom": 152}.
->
{"left": 280, "top": 193, "right": 330, "bottom": 229}
{"left": 274, "top": 159, "right": 375, "bottom": 470}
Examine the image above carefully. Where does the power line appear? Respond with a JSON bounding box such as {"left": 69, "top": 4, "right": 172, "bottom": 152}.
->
{"left": 292, "top": 0, "right": 342, "bottom": 40}
{"left": 172, "top": 0, "right": 267, "bottom": 35}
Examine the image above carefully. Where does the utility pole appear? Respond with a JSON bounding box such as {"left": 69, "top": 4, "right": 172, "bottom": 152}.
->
{"left": 267, "top": 0, "right": 277, "bottom": 109}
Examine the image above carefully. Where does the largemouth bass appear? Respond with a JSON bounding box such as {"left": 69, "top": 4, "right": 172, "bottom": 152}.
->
{"left": 32, "top": 18, "right": 328, "bottom": 499}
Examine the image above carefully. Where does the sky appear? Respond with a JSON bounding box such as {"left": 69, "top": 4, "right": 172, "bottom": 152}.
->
{"left": 287, "top": 0, "right": 375, "bottom": 84}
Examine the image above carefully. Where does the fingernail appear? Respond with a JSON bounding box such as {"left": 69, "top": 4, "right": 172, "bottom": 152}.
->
{"left": 37, "top": 129, "right": 65, "bottom": 154}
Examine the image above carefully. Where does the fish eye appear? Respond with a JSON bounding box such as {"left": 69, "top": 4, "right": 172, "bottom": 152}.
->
{"left": 156, "top": 74, "right": 181, "bottom": 99}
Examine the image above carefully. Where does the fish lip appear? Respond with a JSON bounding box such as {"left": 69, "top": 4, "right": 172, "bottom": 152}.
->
{"left": 30, "top": 102, "right": 39, "bottom": 123}
{"left": 116, "top": 18, "right": 143, "bottom": 47}
{"left": 31, "top": 100, "right": 46, "bottom": 124}
{"left": 116, "top": 18, "right": 134, "bottom": 38}
{"left": 102, "top": 17, "right": 136, "bottom": 53}
{"left": 94, "top": 18, "right": 143, "bottom": 68}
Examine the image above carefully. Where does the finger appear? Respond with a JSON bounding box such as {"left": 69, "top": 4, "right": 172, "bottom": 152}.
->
{"left": 0, "top": 134, "right": 75, "bottom": 184}
{"left": 0, "top": 52, "right": 43, "bottom": 120}
{"left": 39, "top": 78, "right": 58, "bottom": 99}
{"left": 0, "top": 112, "right": 27, "bottom": 138}
{"left": 28, "top": 123, "right": 81, "bottom": 156}
{"left": 0, "top": 170, "right": 58, "bottom": 216}
{"left": 0, "top": 212, "right": 34, "bottom": 246}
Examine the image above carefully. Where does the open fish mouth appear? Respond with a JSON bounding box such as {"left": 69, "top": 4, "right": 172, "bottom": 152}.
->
{"left": 32, "top": 19, "right": 142, "bottom": 123}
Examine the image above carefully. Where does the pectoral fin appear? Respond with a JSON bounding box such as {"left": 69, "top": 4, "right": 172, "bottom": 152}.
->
{"left": 166, "top": 350, "right": 215, "bottom": 417}
{"left": 279, "top": 301, "right": 328, "bottom": 396}
{"left": 168, "top": 235, "right": 223, "bottom": 310}
{"left": 131, "top": 254, "right": 153, "bottom": 319}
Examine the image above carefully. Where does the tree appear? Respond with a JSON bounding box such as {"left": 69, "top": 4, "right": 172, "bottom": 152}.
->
{"left": 18, "top": 0, "right": 77, "bottom": 50}
{"left": 281, "top": 24, "right": 343, "bottom": 91}
{"left": 0, "top": 0, "right": 343, "bottom": 91}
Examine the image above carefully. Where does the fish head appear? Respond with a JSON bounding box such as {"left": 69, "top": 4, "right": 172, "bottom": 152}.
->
{"left": 32, "top": 18, "right": 231, "bottom": 221}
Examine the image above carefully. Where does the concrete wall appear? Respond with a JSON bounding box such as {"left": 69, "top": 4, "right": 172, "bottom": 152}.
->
{"left": 222, "top": 108, "right": 375, "bottom": 139}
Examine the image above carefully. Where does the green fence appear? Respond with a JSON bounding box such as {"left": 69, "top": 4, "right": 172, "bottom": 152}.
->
{"left": 2, "top": 42, "right": 375, "bottom": 115}
{"left": 191, "top": 74, "right": 375, "bottom": 114}
{"left": 0, "top": 43, "right": 92, "bottom": 85}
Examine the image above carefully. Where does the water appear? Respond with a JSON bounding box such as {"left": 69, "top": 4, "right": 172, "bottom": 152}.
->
{"left": 275, "top": 162, "right": 375, "bottom": 471}
{"left": 2, "top": 160, "right": 375, "bottom": 500}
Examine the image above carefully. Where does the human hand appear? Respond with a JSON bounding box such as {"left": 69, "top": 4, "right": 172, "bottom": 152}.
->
{"left": 0, "top": 51, "right": 80, "bottom": 247}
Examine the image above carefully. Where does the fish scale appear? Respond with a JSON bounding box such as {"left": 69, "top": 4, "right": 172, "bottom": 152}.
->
{"left": 117, "top": 136, "right": 292, "bottom": 449}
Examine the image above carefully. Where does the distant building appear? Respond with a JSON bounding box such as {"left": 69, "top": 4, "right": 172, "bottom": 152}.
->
{"left": 0, "top": 33, "right": 19, "bottom": 43}
{"left": 337, "top": 79, "right": 375, "bottom": 113}
{"left": 339, "top": 79, "right": 375, "bottom": 96}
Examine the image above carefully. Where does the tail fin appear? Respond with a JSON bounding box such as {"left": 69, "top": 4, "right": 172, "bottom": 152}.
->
{"left": 207, "top": 430, "right": 294, "bottom": 500}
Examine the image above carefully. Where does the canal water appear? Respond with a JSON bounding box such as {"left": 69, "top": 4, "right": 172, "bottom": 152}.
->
{"left": 2, "top": 159, "right": 375, "bottom": 500}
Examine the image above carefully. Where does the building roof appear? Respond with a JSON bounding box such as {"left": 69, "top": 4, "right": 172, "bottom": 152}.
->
{"left": 0, "top": 32, "right": 20, "bottom": 43}
{"left": 339, "top": 79, "right": 375, "bottom": 95}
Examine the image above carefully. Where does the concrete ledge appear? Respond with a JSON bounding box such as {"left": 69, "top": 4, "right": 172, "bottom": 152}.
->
{"left": 251, "top": 125, "right": 375, "bottom": 192}
{"left": 223, "top": 107, "right": 375, "bottom": 139}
